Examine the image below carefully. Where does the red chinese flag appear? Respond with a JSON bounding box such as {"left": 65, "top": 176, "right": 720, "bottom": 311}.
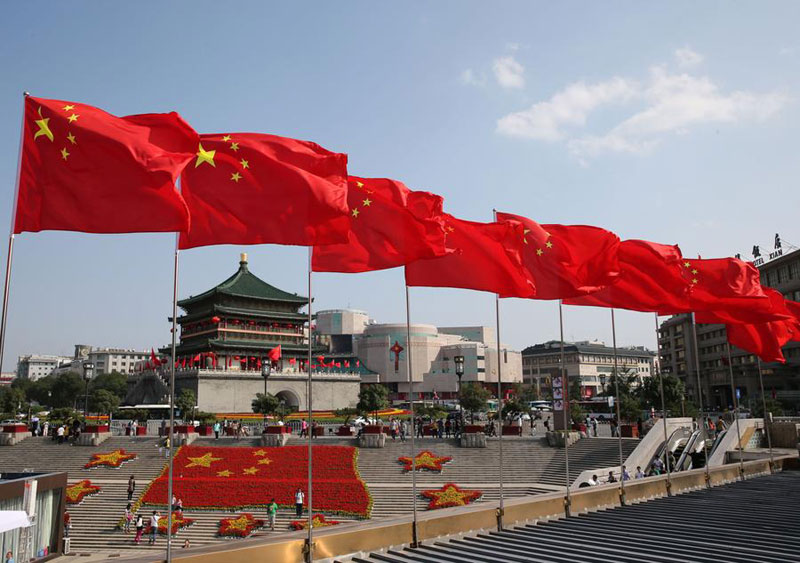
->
{"left": 566, "top": 240, "right": 691, "bottom": 313}
{"left": 683, "top": 257, "right": 769, "bottom": 317}
{"left": 15, "top": 96, "right": 197, "bottom": 234}
{"left": 404, "top": 215, "right": 535, "bottom": 297}
{"left": 179, "top": 133, "right": 349, "bottom": 249}
{"left": 312, "top": 177, "right": 448, "bottom": 273}
{"left": 267, "top": 345, "right": 282, "bottom": 362}
{"left": 496, "top": 211, "right": 620, "bottom": 299}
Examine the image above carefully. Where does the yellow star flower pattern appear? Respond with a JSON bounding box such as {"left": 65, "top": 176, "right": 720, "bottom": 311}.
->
{"left": 185, "top": 452, "right": 223, "bottom": 468}
{"left": 242, "top": 466, "right": 259, "bottom": 475}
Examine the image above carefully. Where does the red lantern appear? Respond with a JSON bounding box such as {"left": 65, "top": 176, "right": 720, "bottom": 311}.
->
{"left": 211, "top": 316, "right": 221, "bottom": 323}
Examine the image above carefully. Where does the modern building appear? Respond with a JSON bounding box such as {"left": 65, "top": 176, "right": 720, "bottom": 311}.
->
{"left": 522, "top": 340, "right": 656, "bottom": 399}
{"left": 127, "top": 254, "right": 360, "bottom": 412}
{"left": 54, "top": 345, "right": 151, "bottom": 377}
{"left": 658, "top": 244, "right": 800, "bottom": 411}
{"left": 16, "top": 355, "right": 71, "bottom": 380}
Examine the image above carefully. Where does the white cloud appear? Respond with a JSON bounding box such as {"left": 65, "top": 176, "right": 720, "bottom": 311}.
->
{"left": 779, "top": 46, "right": 797, "bottom": 56}
{"left": 459, "top": 68, "right": 486, "bottom": 87}
{"left": 492, "top": 56, "right": 525, "bottom": 89}
{"left": 674, "top": 46, "right": 704, "bottom": 68}
{"left": 496, "top": 77, "right": 639, "bottom": 140}
{"left": 497, "top": 57, "right": 788, "bottom": 163}
{"left": 567, "top": 66, "right": 788, "bottom": 159}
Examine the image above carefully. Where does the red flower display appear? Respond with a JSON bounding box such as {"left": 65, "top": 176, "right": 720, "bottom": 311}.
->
{"left": 290, "top": 514, "right": 340, "bottom": 530}
{"left": 140, "top": 445, "right": 372, "bottom": 517}
{"left": 66, "top": 480, "right": 101, "bottom": 504}
{"left": 218, "top": 513, "right": 265, "bottom": 537}
{"left": 145, "top": 512, "right": 195, "bottom": 535}
{"left": 397, "top": 450, "right": 452, "bottom": 472}
{"left": 84, "top": 449, "right": 137, "bottom": 469}
{"left": 421, "top": 483, "right": 482, "bottom": 510}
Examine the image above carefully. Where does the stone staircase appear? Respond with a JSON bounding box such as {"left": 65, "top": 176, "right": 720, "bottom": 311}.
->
{"left": 0, "top": 435, "right": 638, "bottom": 556}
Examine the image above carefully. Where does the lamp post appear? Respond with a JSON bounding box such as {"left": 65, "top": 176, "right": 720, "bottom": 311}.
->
{"left": 261, "top": 360, "right": 271, "bottom": 426}
{"left": 82, "top": 362, "right": 94, "bottom": 420}
{"left": 454, "top": 355, "right": 465, "bottom": 431}
{"left": 599, "top": 374, "right": 607, "bottom": 396}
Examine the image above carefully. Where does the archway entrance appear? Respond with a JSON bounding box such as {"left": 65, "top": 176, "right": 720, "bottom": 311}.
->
{"left": 275, "top": 390, "right": 300, "bottom": 411}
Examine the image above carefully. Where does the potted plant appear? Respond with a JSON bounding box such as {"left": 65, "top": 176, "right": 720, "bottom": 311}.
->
{"left": 357, "top": 385, "right": 389, "bottom": 435}
{"left": 196, "top": 412, "right": 216, "bottom": 436}
{"left": 335, "top": 408, "right": 358, "bottom": 436}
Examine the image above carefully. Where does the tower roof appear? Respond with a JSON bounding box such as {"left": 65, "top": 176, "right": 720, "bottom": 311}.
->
{"left": 178, "top": 254, "right": 308, "bottom": 308}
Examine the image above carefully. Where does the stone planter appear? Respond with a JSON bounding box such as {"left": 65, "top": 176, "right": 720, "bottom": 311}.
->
{"left": 261, "top": 427, "right": 290, "bottom": 447}
{"left": 546, "top": 430, "right": 581, "bottom": 447}
{"left": 460, "top": 432, "right": 487, "bottom": 448}
{"left": 620, "top": 424, "right": 639, "bottom": 438}
{"left": 76, "top": 425, "right": 112, "bottom": 447}
{"left": 175, "top": 425, "right": 195, "bottom": 434}
{"left": 363, "top": 425, "right": 386, "bottom": 435}
{"left": 463, "top": 425, "right": 484, "bottom": 434}
{"left": 84, "top": 425, "right": 109, "bottom": 433}
{"left": 135, "top": 426, "right": 147, "bottom": 436}
{"left": 0, "top": 424, "right": 30, "bottom": 446}
{"left": 502, "top": 425, "right": 522, "bottom": 436}
{"left": 359, "top": 432, "right": 386, "bottom": 448}
{"left": 336, "top": 425, "right": 355, "bottom": 437}
{"left": 197, "top": 425, "right": 214, "bottom": 436}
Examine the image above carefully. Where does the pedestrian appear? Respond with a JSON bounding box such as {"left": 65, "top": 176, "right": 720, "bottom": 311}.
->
{"left": 621, "top": 465, "right": 631, "bottom": 481}
{"left": 543, "top": 419, "right": 550, "bottom": 433}
{"left": 171, "top": 495, "right": 178, "bottom": 511}
{"left": 610, "top": 419, "right": 618, "bottom": 437}
{"left": 652, "top": 457, "right": 664, "bottom": 476}
{"left": 63, "top": 511, "right": 71, "bottom": 537}
{"left": 124, "top": 503, "right": 133, "bottom": 533}
{"left": 57, "top": 425, "right": 65, "bottom": 444}
{"left": 127, "top": 475, "right": 136, "bottom": 501}
{"left": 300, "top": 419, "right": 307, "bottom": 438}
{"left": 294, "top": 488, "right": 304, "bottom": 518}
{"left": 42, "top": 421, "right": 49, "bottom": 438}
{"left": 707, "top": 417, "right": 716, "bottom": 439}
{"left": 213, "top": 421, "right": 221, "bottom": 440}
{"left": 131, "top": 419, "right": 138, "bottom": 438}
{"left": 134, "top": 514, "right": 144, "bottom": 543}
{"left": 4, "top": 550, "right": 13, "bottom": 563}
{"left": 437, "top": 419, "right": 444, "bottom": 439}
{"left": 176, "top": 498, "right": 183, "bottom": 514}
{"left": 587, "top": 474, "right": 598, "bottom": 486}
{"left": 591, "top": 417, "right": 598, "bottom": 437}
{"left": 635, "top": 466, "right": 645, "bottom": 479}
{"left": 148, "top": 511, "right": 159, "bottom": 545}
{"left": 267, "top": 498, "right": 278, "bottom": 531}
{"left": 311, "top": 420, "right": 318, "bottom": 439}
{"left": 183, "top": 540, "right": 190, "bottom": 549}
{"left": 445, "top": 419, "right": 451, "bottom": 438}
{"left": 607, "top": 471, "right": 617, "bottom": 483}
{"left": 163, "top": 436, "right": 170, "bottom": 458}
{"left": 400, "top": 420, "right": 407, "bottom": 443}
{"left": 160, "top": 419, "right": 167, "bottom": 437}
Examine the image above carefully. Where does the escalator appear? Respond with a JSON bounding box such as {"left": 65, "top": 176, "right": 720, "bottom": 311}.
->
{"left": 648, "top": 427, "right": 691, "bottom": 474}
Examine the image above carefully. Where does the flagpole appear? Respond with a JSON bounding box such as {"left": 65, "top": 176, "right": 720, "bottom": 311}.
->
{"left": 165, "top": 236, "right": 180, "bottom": 562}
{"left": 404, "top": 285, "right": 418, "bottom": 547}
{"left": 494, "top": 293, "right": 505, "bottom": 530}
{"left": 609, "top": 309, "right": 625, "bottom": 503}
{"left": 305, "top": 247, "right": 314, "bottom": 563}
{"left": 725, "top": 342, "right": 745, "bottom": 480}
{"left": 558, "top": 300, "right": 571, "bottom": 516}
{"left": 690, "top": 313, "right": 710, "bottom": 485}
{"left": 756, "top": 358, "right": 774, "bottom": 472}
{"left": 0, "top": 92, "right": 29, "bottom": 376}
{"left": 653, "top": 313, "right": 672, "bottom": 495}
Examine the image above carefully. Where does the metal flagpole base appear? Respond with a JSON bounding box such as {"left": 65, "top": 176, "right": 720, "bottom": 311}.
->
{"left": 303, "top": 538, "right": 314, "bottom": 562}
{"left": 496, "top": 507, "right": 504, "bottom": 531}
{"left": 411, "top": 521, "right": 419, "bottom": 548}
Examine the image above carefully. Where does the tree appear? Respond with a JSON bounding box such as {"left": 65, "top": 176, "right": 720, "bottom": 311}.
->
{"left": 334, "top": 407, "right": 360, "bottom": 424}
{"left": 90, "top": 371, "right": 128, "bottom": 401}
{"left": 501, "top": 397, "right": 530, "bottom": 423}
{"left": 88, "top": 389, "right": 120, "bottom": 415}
{"left": 0, "top": 387, "right": 26, "bottom": 417}
{"left": 175, "top": 389, "right": 197, "bottom": 420}
{"left": 752, "top": 398, "right": 784, "bottom": 418}
{"left": 357, "top": 385, "right": 388, "bottom": 422}
{"left": 252, "top": 393, "right": 280, "bottom": 419}
{"left": 459, "top": 382, "right": 491, "bottom": 423}
{"left": 636, "top": 374, "right": 686, "bottom": 415}
{"left": 50, "top": 372, "right": 86, "bottom": 409}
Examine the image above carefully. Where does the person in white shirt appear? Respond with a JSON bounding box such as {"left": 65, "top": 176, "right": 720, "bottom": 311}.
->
{"left": 635, "top": 466, "right": 645, "bottom": 479}
{"left": 587, "top": 474, "right": 598, "bottom": 486}
{"left": 294, "top": 488, "right": 304, "bottom": 517}
{"left": 148, "top": 511, "right": 159, "bottom": 545}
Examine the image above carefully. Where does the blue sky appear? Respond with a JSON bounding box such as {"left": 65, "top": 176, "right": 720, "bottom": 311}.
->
{"left": 1, "top": 2, "right": 799, "bottom": 370}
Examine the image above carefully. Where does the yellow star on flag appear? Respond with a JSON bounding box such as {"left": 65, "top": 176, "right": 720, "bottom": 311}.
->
{"left": 523, "top": 228, "right": 530, "bottom": 245}
{"left": 252, "top": 449, "right": 269, "bottom": 457}
{"left": 33, "top": 108, "right": 54, "bottom": 142}
{"left": 536, "top": 248, "right": 544, "bottom": 256}
{"left": 692, "top": 278, "right": 699, "bottom": 285}
{"left": 351, "top": 208, "right": 360, "bottom": 218}
{"left": 195, "top": 143, "right": 216, "bottom": 168}
{"left": 684, "top": 261, "right": 691, "bottom": 268}
{"left": 243, "top": 466, "right": 259, "bottom": 475}
{"left": 355, "top": 181, "right": 364, "bottom": 188}
{"left": 186, "top": 452, "right": 223, "bottom": 468}
{"left": 240, "top": 158, "right": 249, "bottom": 169}
{"left": 217, "top": 470, "right": 233, "bottom": 477}
{"left": 222, "top": 135, "right": 232, "bottom": 142}
{"left": 230, "top": 142, "right": 240, "bottom": 151}
{"left": 691, "top": 269, "right": 698, "bottom": 274}
{"left": 67, "top": 113, "right": 79, "bottom": 123}
{"left": 60, "top": 148, "right": 70, "bottom": 161}
{"left": 545, "top": 240, "right": 553, "bottom": 248}
{"left": 66, "top": 132, "right": 77, "bottom": 145}
{"left": 231, "top": 172, "right": 242, "bottom": 182}
{"left": 362, "top": 198, "right": 372, "bottom": 207}
{"left": 62, "top": 104, "right": 75, "bottom": 112}
{"left": 257, "top": 457, "right": 273, "bottom": 465}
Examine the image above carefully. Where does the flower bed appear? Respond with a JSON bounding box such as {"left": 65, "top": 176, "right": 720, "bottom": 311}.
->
{"left": 84, "top": 425, "right": 110, "bottom": 433}
{"left": 84, "top": 449, "right": 137, "bottom": 469}
{"left": 66, "top": 480, "right": 101, "bottom": 504}
{"left": 397, "top": 451, "right": 452, "bottom": 473}
{"left": 2, "top": 425, "right": 28, "bottom": 433}
{"left": 145, "top": 512, "right": 194, "bottom": 535}
{"left": 135, "top": 426, "right": 147, "bottom": 436}
{"left": 139, "top": 445, "right": 372, "bottom": 517}
{"left": 421, "top": 483, "right": 482, "bottom": 510}
{"left": 218, "top": 513, "right": 264, "bottom": 537}
{"left": 290, "top": 514, "right": 340, "bottom": 530}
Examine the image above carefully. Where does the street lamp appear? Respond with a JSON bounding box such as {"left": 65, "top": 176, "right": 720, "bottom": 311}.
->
{"left": 599, "top": 374, "right": 607, "bottom": 396}
{"left": 261, "top": 360, "right": 271, "bottom": 426}
{"left": 83, "top": 362, "right": 94, "bottom": 421}
{"left": 454, "top": 355, "right": 465, "bottom": 431}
